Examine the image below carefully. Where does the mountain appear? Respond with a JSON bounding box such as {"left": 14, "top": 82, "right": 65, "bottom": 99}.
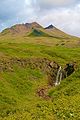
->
{"left": 0, "top": 21, "right": 80, "bottom": 120}
{"left": 45, "top": 24, "right": 56, "bottom": 29}
{"left": 25, "top": 22, "right": 43, "bottom": 29}
{"left": 0, "top": 22, "right": 74, "bottom": 39}
{"left": 45, "top": 24, "right": 72, "bottom": 39}
{"left": 1, "top": 22, "right": 43, "bottom": 36}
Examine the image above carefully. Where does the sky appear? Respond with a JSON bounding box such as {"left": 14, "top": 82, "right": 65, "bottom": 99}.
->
{"left": 0, "top": 0, "right": 80, "bottom": 37}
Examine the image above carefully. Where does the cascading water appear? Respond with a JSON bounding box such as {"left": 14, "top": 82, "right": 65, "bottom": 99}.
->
{"left": 54, "top": 63, "right": 75, "bottom": 86}
{"left": 55, "top": 66, "right": 62, "bottom": 86}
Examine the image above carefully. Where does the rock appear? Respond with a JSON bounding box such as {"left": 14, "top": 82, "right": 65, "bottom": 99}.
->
{"left": 64, "top": 63, "right": 75, "bottom": 76}
{"left": 0, "top": 58, "right": 60, "bottom": 85}
{"left": 49, "top": 61, "right": 58, "bottom": 68}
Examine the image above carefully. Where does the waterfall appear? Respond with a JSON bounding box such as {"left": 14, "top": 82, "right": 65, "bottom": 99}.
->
{"left": 55, "top": 66, "right": 62, "bottom": 86}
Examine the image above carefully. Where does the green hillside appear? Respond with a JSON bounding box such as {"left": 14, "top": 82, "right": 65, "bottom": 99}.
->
{"left": 28, "top": 29, "right": 51, "bottom": 37}
{"left": 0, "top": 23, "right": 80, "bottom": 120}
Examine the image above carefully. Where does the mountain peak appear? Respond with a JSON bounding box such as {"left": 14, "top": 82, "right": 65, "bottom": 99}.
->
{"left": 1, "top": 22, "right": 43, "bottom": 36}
{"left": 31, "top": 22, "right": 39, "bottom": 25}
{"left": 45, "top": 24, "right": 55, "bottom": 29}
{"left": 1, "top": 22, "right": 71, "bottom": 38}
{"left": 25, "top": 22, "right": 42, "bottom": 29}
{"left": 31, "top": 22, "right": 43, "bottom": 28}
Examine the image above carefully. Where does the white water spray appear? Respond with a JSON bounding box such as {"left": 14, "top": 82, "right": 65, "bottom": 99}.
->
{"left": 55, "top": 66, "right": 62, "bottom": 86}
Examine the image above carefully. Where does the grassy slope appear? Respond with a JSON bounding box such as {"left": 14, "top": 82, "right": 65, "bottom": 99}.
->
{"left": 28, "top": 29, "right": 51, "bottom": 37}
{"left": 0, "top": 35, "right": 80, "bottom": 120}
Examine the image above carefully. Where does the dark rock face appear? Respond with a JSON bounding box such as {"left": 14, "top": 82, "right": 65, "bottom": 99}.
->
{"left": 45, "top": 24, "right": 55, "bottom": 29}
{"left": 64, "top": 63, "right": 75, "bottom": 77}
{"left": 25, "top": 23, "right": 31, "bottom": 29}
{"left": 54, "top": 63, "right": 76, "bottom": 86}
{"left": 25, "top": 22, "right": 42, "bottom": 29}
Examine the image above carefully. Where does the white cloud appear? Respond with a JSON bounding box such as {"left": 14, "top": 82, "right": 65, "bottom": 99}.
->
{"left": 36, "top": 0, "right": 78, "bottom": 9}
{"left": 0, "top": 0, "right": 80, "bottom": 37}
{"left": 37, "top": 4, "right": 80, "bottom": 37}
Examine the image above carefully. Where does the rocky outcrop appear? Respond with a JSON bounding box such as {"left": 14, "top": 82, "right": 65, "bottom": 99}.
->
{"left": 1, "top": 22, "right": 43, "bottom": 36}
{"left": 0, "top": 58, "right": 59, "bottom": 85}
{"left": 0, "top": 58, "right": 75, "bottom": 86}
{"left": 45, "top": 24, "right": 55, "bottom": 29}
{"left": 64, "top": 63, "right": 75, "bottom": 77}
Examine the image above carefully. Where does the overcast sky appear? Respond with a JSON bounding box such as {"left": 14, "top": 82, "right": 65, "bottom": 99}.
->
{"left": 0, "top": 0, "right": 80, "bottom": 37}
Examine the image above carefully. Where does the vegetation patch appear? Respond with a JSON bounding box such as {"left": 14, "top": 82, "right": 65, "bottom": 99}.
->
{"left": 28, "top": 29, "right": 52, "bottom": 37}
